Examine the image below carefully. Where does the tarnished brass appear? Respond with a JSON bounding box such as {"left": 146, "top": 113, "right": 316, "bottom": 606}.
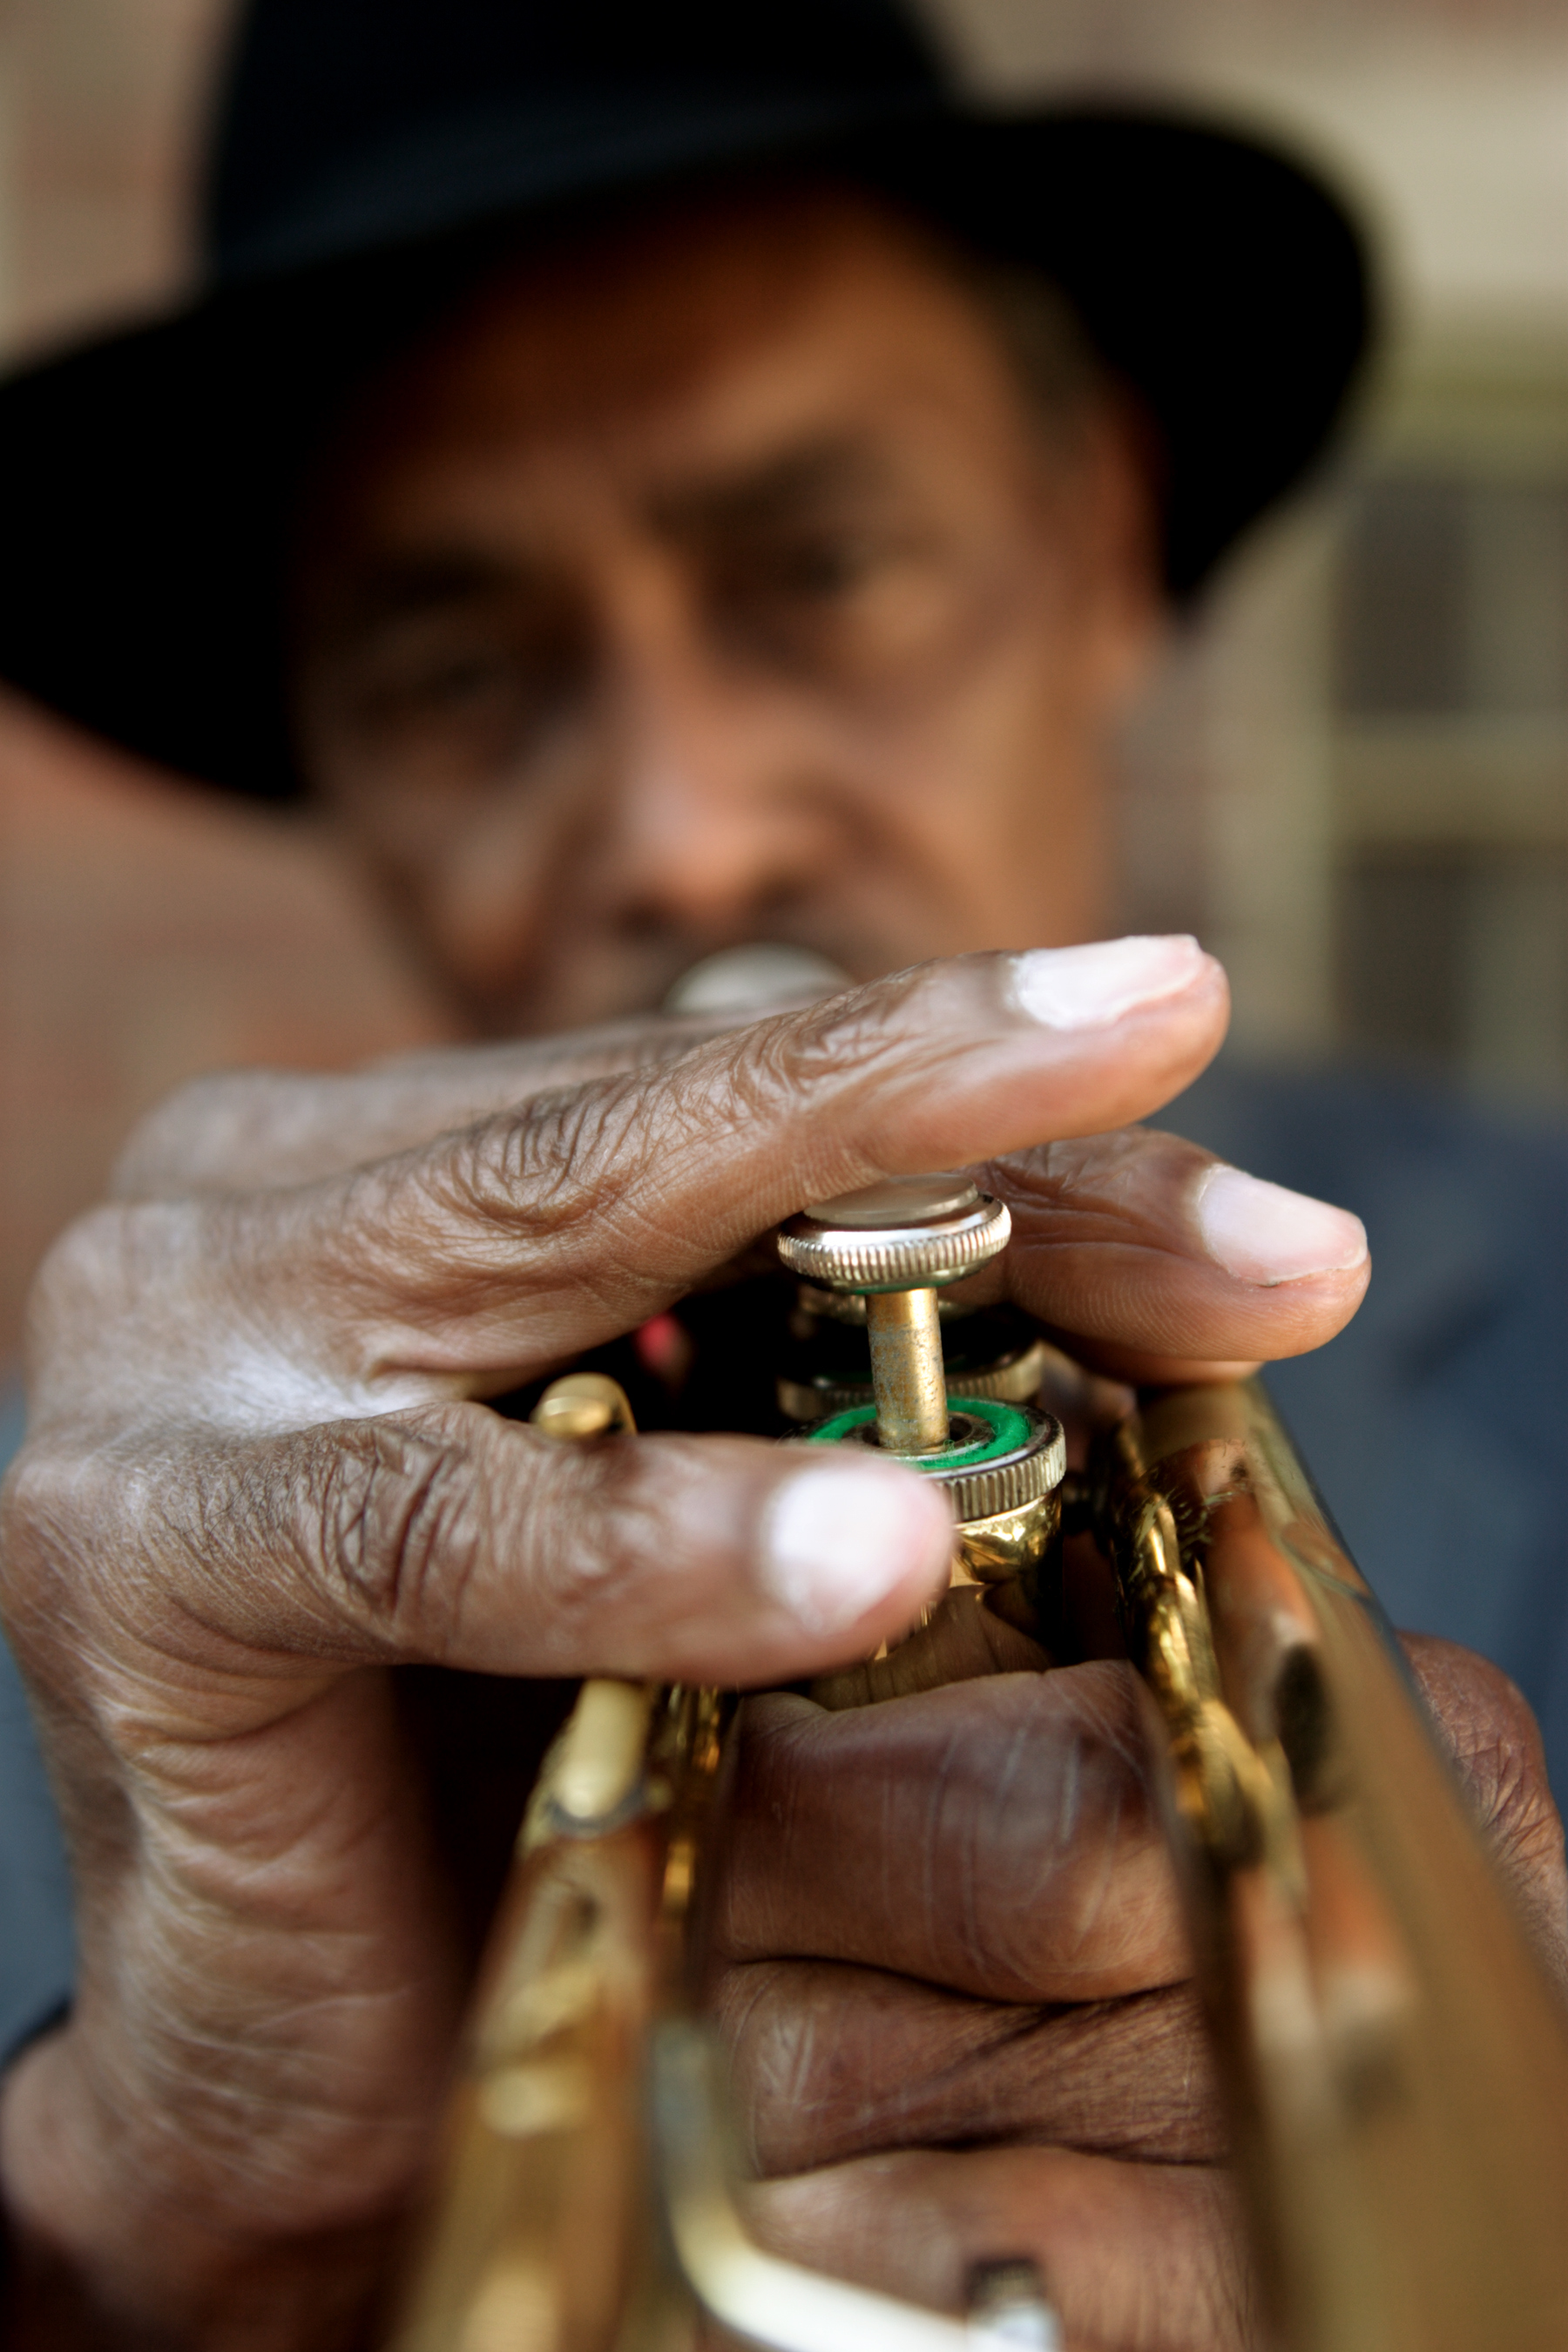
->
{"left": 389, "top": 1380, "right": 718, "bottom": 2352}
{"left": 390, "top": 1363, "right": 1070, "bottom": 2352}
{"left": 650, "top": 2022, "right": 1054, "bottom": 2352}
{"left": 391, "top": 1256, "right": 1568, "bottom": 2352}
{"left": 865, "top": 1286, "right": 949, "bottom": 1452}
{"left": 1103, "top": 1381, "right": 1568, "bottom": 2352}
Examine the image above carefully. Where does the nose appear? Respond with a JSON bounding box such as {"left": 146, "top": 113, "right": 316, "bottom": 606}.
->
{"left": 587, "top": 585, "right": 838, "bottom": 941}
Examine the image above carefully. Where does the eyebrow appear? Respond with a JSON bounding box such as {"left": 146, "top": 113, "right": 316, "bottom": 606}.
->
{"left": 320, "top": 432, "right": 902, "bottom": 644}
{"left": 322, "top": 551, "right": 531, "bottom": 639}
{"left": 645, "top": 435, "right": 897, "bottom": 541}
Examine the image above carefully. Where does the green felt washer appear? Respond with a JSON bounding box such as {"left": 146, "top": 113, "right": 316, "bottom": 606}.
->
{"left": 804, "top": 1394, "right": 1032, "bottom": 1468}
{"left": 801, "top": 1393, "right": 1065, "bottom": 1524}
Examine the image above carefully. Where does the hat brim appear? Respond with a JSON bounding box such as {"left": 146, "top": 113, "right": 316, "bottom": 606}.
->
{"left": 0, "top": 101, "right": 1370, "bottom": 800}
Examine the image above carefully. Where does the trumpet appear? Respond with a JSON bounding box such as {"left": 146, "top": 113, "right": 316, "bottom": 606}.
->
{"left": 389, "top": 1166, "right": 1568, "bottom": 2352}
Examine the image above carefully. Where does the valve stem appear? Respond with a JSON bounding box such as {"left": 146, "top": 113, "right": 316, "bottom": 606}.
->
{"left": 865, "top": 1287, "right": 948, "bottom": 1451}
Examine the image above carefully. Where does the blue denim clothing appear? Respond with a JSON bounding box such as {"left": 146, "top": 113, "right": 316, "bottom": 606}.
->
{"left": 0, "top": 1063, "right": 1562, "bottom": 2061}
{"left": 0, "top": 1384, "right": 74, "bottom": 2064}
{"left": 1172, "top": 1062, "right": 1568, "bottom": 1795}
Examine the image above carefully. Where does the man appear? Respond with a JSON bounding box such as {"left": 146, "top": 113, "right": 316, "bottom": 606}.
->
{"left": 0, "top": 3, "right": 1562, "bottom": 2348}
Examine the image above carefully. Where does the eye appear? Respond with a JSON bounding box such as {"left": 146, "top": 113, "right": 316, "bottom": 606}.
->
{"left": 347, "top": 618, "right": 578, "bottom": 747}
{"left": 399, "top": 647, "right": 518, "bottom": 710}
{"left": 751, "top": 532, "right": 879, "bottom": 600}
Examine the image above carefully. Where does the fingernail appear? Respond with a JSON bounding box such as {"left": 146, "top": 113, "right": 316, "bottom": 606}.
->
{"left": 1007, "top": 936, "right": 1209, "bottom": 1031}
{"left": 1194, "top": 1165, "right": 1368, "bottom": 1286}
{"left": 758, "top": 1460, "right": 950, "bottom": 1634}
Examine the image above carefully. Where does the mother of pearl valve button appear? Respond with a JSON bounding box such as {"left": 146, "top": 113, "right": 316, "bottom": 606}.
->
{"left": 808, "top": 1174, "right": 979, "bottom": 1227}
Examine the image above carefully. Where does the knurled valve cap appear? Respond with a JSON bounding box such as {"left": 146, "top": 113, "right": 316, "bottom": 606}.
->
{"left": 777, "top": 1173, "right": 1010, "bottom": 1294}
{"left": 804, "top": 1395, "right": 1066, "bottom": 1523}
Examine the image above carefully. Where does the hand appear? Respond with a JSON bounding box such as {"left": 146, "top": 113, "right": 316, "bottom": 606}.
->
{"left": 713, "top": 1634, "right": 1568, "bottom": 2352}
{"left": 0, "top": 940, "right": 1371, "bottom": 2349}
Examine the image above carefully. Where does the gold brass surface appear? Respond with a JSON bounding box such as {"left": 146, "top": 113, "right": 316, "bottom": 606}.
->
{"left": 953, "top": 1490, "right": 1061, "bottom": 1588}
{"left": 1111, "top": 1379, "right": 1568, "bottom": 2352}
{"left": 391, "top": 1379, "right": 713, "bottom": 2352}
{"left": 865, "top": 1287, "right": 950, "bottom": 1452}
{"left": 777, "top": 1333, "right": 1050, "bottom": 1424}
{"left": 541, "top": 1680, "right": 659, "bottom": 1835}
{"left": 530, "top": 1372, "right": 637, "bottom": 1443}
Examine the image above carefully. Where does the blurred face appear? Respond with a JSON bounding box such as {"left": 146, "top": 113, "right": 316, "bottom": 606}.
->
{"left": 293, "top": 186, "right": 1162, "bottom": 1034}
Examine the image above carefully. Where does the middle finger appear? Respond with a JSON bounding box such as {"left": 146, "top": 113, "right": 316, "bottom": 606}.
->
{"left": 714, "top": 1667, "right": 1188, "bottom": 2004}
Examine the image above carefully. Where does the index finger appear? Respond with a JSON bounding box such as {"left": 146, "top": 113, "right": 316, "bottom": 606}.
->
{"left": 249, "top": 937, "right": 1233, "bottom": 1400}
{"left": 111, "top": 939, "right": 1213, "bottom": 1203}
{"left": 110, "top": 1007, "right": 748, "bottom": 1200}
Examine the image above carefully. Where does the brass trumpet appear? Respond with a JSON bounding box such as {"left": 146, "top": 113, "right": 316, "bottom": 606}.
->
{"left": 389, "top": 1170, "right": 1568, "bottom": 2352}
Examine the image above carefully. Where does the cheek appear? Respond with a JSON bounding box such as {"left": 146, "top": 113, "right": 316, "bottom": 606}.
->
{"left": 855, "top": 529, "right": 1095, "bottom": 799}
{"left": 851, "top": 600, "right": 1112, "bottom": 915}
{"left": 420, "top": 797, "right": 562, "bottom": 988}
{"left": 339, "top": 769, "right": 571, "bottom": 1003}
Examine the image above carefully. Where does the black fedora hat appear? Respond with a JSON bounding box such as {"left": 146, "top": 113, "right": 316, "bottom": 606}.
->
{"left": 0, "top": 0, "right": 1371, "bottom": 801}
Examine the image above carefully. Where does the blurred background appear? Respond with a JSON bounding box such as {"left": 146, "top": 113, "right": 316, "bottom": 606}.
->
{"left": 0, "top": 0, "right": 1564, "bottom": 1363}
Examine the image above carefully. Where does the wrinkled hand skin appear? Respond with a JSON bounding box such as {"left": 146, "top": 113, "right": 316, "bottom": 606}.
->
{"left": 0, "top": 946, "right": 1534, "bottom": 2352}
{"left": 713, "top": 1631, "right": 1568, "bottom": 2352}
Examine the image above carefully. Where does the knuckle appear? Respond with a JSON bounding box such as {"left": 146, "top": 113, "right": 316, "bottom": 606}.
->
{"left": 312, "top": 1408, "right": 666, "bottom": 1667}
{"left": 654, "top": 973, "right": 938, "bottom": 1206}
{"left": 364, "top": 970, "right": 941, "bottom": 1302}
{"left": 990, "top": 1127, "right": 1208, "bottom": 1233}
{"left": 504, "top": 1433, "right": 660, "bottom": 1660}
{"left": 1402, "top": 1634, "right": 1568, "bottom": 1976}
{"left": 112, "top": 1066, "right": 351, "bottom": 1199}
{"left": 978, "top": 1670, "right": 1169, "bottom": 1984}
{"left": 409, "top": 1054, "right": 753, "bottom": 1296}
{"left": 0, "top": 1429, "right": 145, "bottom": 1680}
{"left": 756, "top": 975, "right": 927, "bottom": 1127}
{"left": 654, "top": 973, "right": 925, "bottom": 1152}
{"left": 23, "top": 1200, "right": 209, "bottom": 1432}
{"left": 315, "top": 1411, "right": 483, "bottom": 1649}
{"left": 110, "top": 1070, "right": 253, "bottom": 1196}
{"left": 0, "top": 1443, "right": 64, "bottom": 1621}
{"left": 26, "top": 1203, "right": 139, "bottom": 1341}
{"left": 494, "top": 1080, "right": 650, "bottom": 1237}
{"left": 407, "top": 1077, "right": 654, "bottom": 1273}
{"left": 1406, "top": 1633, "right": 1552, "bottom": 1828}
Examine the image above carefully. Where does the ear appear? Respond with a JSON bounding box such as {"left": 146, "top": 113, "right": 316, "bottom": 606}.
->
{"left": 1071, "top": 395, "right": 1169, "bottom": 710}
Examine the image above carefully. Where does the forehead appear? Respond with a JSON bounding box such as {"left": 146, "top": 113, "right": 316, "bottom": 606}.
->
{"left": 310, "top": 186, "right": 1042, "bottom": 533}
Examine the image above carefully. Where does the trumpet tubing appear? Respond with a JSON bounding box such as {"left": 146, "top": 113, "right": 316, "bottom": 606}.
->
{"left": 389, "top": 1194, "right": 1568, "bottom": 2352}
